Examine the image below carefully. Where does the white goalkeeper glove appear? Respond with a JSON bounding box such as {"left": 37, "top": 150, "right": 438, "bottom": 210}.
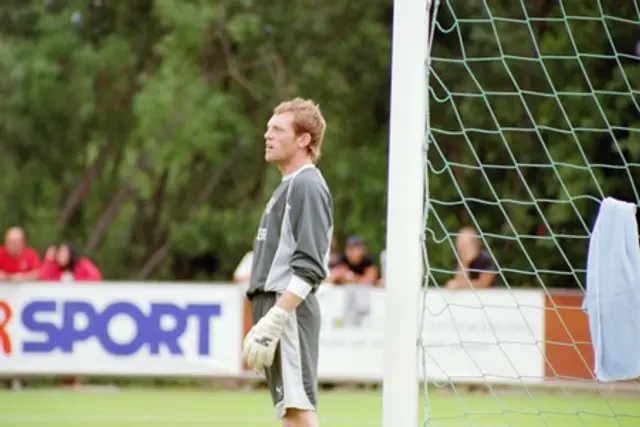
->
{"left": 242, "top": 306, "right": 289, "bottom": 371}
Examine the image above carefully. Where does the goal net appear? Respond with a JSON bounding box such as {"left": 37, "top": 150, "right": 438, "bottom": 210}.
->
{"left": 415, "top": 0, "right": 640, "bottom": 426}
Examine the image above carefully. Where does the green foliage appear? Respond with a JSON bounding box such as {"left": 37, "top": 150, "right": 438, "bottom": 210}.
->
{"left": 0, "top": 1, "right": 636, "bottom": 288}
{"left": 0, "top": 1, "right": 392, "bottom": 279}
{"left": 427, "top": 0, "right": 640, "bottom": 289}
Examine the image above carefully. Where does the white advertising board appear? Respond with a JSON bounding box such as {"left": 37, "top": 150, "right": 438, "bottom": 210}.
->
{"left": 0, "top": 283, "right": 243, "bottom": 376}
{"left": 316, "top": 285, "right": 545, "bottom": 383}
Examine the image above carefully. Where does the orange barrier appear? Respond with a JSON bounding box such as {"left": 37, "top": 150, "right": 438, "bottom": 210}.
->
{"left": 543, "top": 290, "right": 593, "bottom": 380}
{"left": 242, "top": 299, "right": 252, "bottom": 370}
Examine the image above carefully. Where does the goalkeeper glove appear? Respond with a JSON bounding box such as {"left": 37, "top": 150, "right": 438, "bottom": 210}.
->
{"left": 242, "top": 306, "right": 289, "bottom": 371}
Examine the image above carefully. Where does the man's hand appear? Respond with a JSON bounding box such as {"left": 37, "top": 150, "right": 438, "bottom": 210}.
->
{"left": 329, "top": 265, "right": 347, "bottom": 283}
{"left": 10, "top": 273, "right": 24, "bottom": 282}
{"left": 446, "top": 278, "right": 468, "bottom": 289}
{"left": 242, "top": 306, "right": 289, "bottom": 371}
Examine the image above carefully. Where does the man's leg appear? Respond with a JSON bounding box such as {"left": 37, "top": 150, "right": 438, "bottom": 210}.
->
{"left": 283, "top": 408, "right": 318, "bottom": 427}
{"left": 251, "top": 292, "right": 321, "bottom": 427}
{"left": 265, "top": 293, "right": 321, "bottom": 426}
{"left": 249, "top": 293, "right": 284, "bottom": 409}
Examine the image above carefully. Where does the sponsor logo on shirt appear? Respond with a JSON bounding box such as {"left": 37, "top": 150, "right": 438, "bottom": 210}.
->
{"left": 256, "top": 228, "right": 267, "bottom": 241}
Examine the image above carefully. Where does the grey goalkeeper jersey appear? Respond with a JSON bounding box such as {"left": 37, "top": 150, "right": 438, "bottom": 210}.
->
{"left": 247, "top": 164, "right": 333, "bottom": 297}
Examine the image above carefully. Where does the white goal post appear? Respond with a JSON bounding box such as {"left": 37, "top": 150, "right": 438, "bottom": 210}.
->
{"left": 383, "top": 0, "right": 430, "bottom": 426}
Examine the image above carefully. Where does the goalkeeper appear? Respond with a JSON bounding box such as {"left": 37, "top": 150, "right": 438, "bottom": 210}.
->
{"left": 243, "top": 97, "right": 333, "bottom": 427}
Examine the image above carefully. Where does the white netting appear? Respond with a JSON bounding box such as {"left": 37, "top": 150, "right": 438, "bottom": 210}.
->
{"left": 421, "top": 0, "right": 640, "bottom": 425}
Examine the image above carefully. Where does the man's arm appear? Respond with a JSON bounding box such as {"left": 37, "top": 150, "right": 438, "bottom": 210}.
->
{"left": 277, "top": 289, "right": 304, "bottom": 312}
{"left": 340, "top": 263, "right": 378, "bottom": 285}
{"left": 347, "top": 256, "right": 377, "bottom": 285}
{"left": 328, "top": 263, "right": 348, "bottom": 283}
{"left": 355, "top": 264, "right": 378, "bottom": 285}
{"left": 445, "top": 262, "right": 467, "bottom": 288}
{"left": 468, "top": 254, "right": 497, "bottom": 288}
{"left": 469, "top": 272, "right": 496, "bottom": 288}
{"left": 447, "top": 258, "right": 497, "bottom": 289}
{"left": 10, "top": 250, "right": 41, "bottom": 281}
{"left": 11, "top": 270, "right": 39, "bottom": 281}
{"left": 276, "top": 177, "right": 332, "bottom": 312}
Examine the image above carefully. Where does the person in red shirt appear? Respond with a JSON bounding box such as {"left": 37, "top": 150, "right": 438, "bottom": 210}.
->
{"left": 0, "top": 227, "right": 41, "bottom": 390}
{"left": 39, "top": 243, "right": 102, "bottom": 282}
{"left": 0, "top": 227, "right": 41, "bottom": 282}
{"left": 39, "top": 243, "right": 102, "bottom": 389}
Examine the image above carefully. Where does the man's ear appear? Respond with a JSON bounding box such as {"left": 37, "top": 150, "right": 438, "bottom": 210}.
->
{"left": 296, "top": 132, "right": 311, "bottom": 149}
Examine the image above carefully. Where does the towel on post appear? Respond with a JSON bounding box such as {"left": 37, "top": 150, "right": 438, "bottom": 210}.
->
{"left": 583, "top": 196, "right": 640, "bottom": 382}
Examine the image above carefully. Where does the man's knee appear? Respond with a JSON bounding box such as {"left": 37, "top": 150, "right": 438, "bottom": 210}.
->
{"left": 283, "top": 408, "right": 318, "bottom": 427}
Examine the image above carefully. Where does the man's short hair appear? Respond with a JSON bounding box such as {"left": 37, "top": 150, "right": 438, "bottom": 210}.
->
{"left": 346, "top": 235, "right": 365, "bottom": 247}
{"left": 459, "top": 227, "right": 478, "bottom": 237}
{"left": 273, "top": 98, "right": 327, "bottom": 163}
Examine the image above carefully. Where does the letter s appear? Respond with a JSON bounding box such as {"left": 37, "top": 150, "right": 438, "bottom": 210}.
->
{"left": 22, "top": 301, "right": 58, "bottom": 353}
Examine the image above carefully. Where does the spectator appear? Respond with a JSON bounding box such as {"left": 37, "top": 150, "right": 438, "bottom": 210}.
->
{"left": 0, "top": 227, "right": 41, "bottom": 282}
{"left": 446, "top": 227, "right": 497, "bottom": 289}
{"left": 233, "top": 250, "right": 253, "bottom": 293}
{"left": 329, "top": 235, "right": 378, "bottom": 285}
{"left": 232, "top": 250, "right": 256, "bottom": 391}
{"left": 39, "top": 243, "right": 102, "bottom": 282}
{"left": 330, "top": 236, "right": 378, "bottom": 327}
{"left": 39, "top": 244, "right": 101, "bottom": 389}
{"left": 0, "top": 227, "right": 41, "bottom": 390}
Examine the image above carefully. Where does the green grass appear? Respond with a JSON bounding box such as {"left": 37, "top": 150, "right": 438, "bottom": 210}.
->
{"left": 0, "top": 388, "right": 639, "bottom": 426}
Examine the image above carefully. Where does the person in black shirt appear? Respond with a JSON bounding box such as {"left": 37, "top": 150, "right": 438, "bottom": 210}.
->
{"left": 329, "top": 235, "right": 378, "bottom": 285}
{"left": 446, "top": 227, "right": 497, "bottom": 289}
{"left": 329, "top": 235, "right": 378, "bottom": 327}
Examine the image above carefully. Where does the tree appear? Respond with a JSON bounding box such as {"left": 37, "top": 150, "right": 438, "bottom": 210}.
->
{"left": 0, "top": 0, "right": 393, "bottom": 280}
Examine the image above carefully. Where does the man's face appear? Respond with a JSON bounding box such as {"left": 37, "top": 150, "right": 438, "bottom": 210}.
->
{"left": 345, "top": 244, "right": 365, "bottom": 264}
{"left": 456, "top": 232, "right": 479, "bottom": 259}
{"left": 264, "top": 112, "right": 299, "bottom": 164}
{"left": 56, "top": 245, "right": 70, "bottom": 267}
{"left": 5, "top": 233, "right": 24, "bottom": 256}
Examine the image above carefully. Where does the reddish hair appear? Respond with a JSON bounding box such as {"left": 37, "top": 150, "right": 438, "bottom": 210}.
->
{"left": 273, "top": 98, "right": 327, "bottom": 163}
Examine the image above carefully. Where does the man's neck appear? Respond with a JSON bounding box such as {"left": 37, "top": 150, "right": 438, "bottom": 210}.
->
{"left": 8, "top": 251, "right": 21, "bottom": 258}
{"left": 278, "top": 155, "right": 313, "bottom": 176}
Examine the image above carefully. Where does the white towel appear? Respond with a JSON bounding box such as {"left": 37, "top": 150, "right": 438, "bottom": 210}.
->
{"left": 583, "top": 197, "right": 640, "bottom": 381}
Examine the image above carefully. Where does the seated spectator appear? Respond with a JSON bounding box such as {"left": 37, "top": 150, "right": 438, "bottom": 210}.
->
{"left": 39, "top": 243, "right": 101, "bottom": 389}
{"left": 233, "top": 250, "right": 253, "bottom": 293}
{"left": 330, "top": 236, "right": 378, "bottom": 327}
{"left": 0, "top": 227, "right": 41, "bottom": 390}
{"left": 329, "top": 236, "right": 378, "bottom": 285}
{"left": 0, "top": 227, "right": 40, "bottom": 390}
{"left": 39, "top": 243, "right": 102, "bottom": 282}
{"left": 446, "top": 227, "right": 497, "bottom": 289}
{"left": 0, "top": 227, "right": 41, "bottom": 282}
{"left": 233, "top": 250, "right": 261, "bottom": 390}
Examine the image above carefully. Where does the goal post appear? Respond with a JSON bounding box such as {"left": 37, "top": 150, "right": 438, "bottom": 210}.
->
{"left": 383, "top": 0, "right": 430, "bottom": 426}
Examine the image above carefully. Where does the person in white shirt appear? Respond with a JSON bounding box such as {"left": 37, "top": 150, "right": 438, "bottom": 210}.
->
{"left": 233, "top": 251, "right": 254, "bottom": 293}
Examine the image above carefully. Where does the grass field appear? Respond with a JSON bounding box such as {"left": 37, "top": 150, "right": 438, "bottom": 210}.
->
{"left": 0, "top": 388, "right": 639, "bottom": 427}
